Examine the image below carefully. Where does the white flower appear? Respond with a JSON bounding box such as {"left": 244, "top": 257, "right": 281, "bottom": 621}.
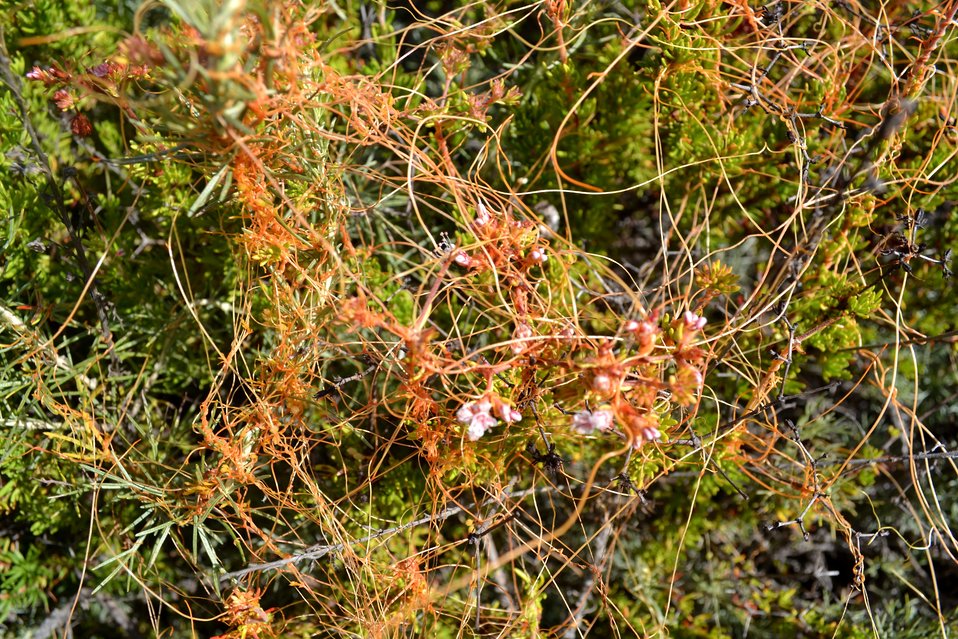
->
{"left": 457, "top": 399, "right": 491, "bottom": 422}
{"left": 466, "top": 412, "right": 498, "bottom": 441}
{"left": 592, "top": 373, "right": 612, "bottom": 394}
{"left": 475, "top": 200, "right": 491, "bottom": 226}
{"left": 628, "top": 319, "right": 656, "bottom": 335}
{"left": 454, "top": 251, "right": 473, "bottom": 267}
{"left": 636, "top": 425, "right": 662, "bottom": 446}
{"left": 512, "top": 323, "right": 533, "bottom": 354}
{"left": 572, "top": 410, "right": 614, "bottom": 434}
{"left": 457, "top": 400, "right": 498, "bottom": 441}
{"left": 529, "top": 248, "right": 547, "bottom": 264}
{"left": 497, "top": 403, "right": 522, "bottom": 423}
{"left": 456, "top": 404, "right": 475, "bottom": 423}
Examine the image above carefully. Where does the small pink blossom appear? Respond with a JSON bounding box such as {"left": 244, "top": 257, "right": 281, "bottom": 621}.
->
{"left": 25, "top": 66, "right": 67, "bottom": 86}
{"left": 683, "top": 310, "right": 706, "bottom": 331}
{"left": 467, "top": 413, "right": 497, "bottom": 440}
{"left": 629, "top": 319, "right": 658, "bottom": 356}
{"left": 497, "top": 403, "right": 522, "bottom": 423}
{"left": 457, "top": 400, "right": 498, "bottom": 441}
{"left": 457, "top": 399, "right": 491, "bottom": 422}
{"left": 626, "top": 319, "right": 658, "bottom": 339}
{"left": 572, "top": 410, "right": 614, "bottom": 434}
{"left": 529, "top": 248, "right": 547, "bottom": 264}
{"left": 635, "top": 425, "right": 662, "bottom": 446}
{"left": 454, "top": 251, "right": 473, "bottom": 267}
{"left": 458, "top": 396, "right": 521, "bottom": 440}
{"left": 52, "top": 89, "right": 74, "bottom": 111}
{"left": 512, "top": 323, "right": 533, "bottom": 354}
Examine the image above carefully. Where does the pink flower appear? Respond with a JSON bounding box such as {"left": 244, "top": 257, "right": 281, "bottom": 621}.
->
{"left": 572, "top": 410, "right": 614, "bottom": 434}
{"left": 52, "top": 89, "right": 74, "bottom": 111}
{"left": 497, "top": 403, "right": 522, "bottom": 423}
{"left": 529, "top": 248, "right": 547, "bottom": 264}
{"left": 623, "top": 412, "right": 664, "bottom": 448}
{"left": 25, "top": 66, "right": 68, "bottom": 86}
{"left": 683, "top": 310, "right": 706, "bottom": 331}
{"left": 457, "top": 396, "right": 521, "bottom": 440}
{"left": 457, "top": 400, "right": 498, "bottom": 441}
{"left": 511, "top": 323, "right": 533, "bottom": 354}
{"left": 626, "top": 320, "right": 659, "bottom": 357}
{"left": 636, "top": 320, "right": 657, "bottom": 335}
{"left": 454, "top": 251, "right": 473, "bottom": 267}
{"left": 457, "top": 399, "right": 491, "bottom": 422}
{"left": 635, "top": 424, "right": 662, "bottom": 446}
{"left": 467, "top": 413, "right": 497, "bottom": 441}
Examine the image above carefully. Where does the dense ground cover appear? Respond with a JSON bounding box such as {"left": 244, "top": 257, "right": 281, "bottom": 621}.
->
{"left": 2, "top": 0, "right": 957, "bottom": 636}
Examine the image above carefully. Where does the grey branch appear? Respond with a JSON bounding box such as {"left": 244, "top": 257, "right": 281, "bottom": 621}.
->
{"left": 222, "top": 487, "right": 539, "bottom": 582}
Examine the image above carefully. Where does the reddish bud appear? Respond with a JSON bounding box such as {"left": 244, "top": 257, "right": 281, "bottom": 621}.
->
{"left": 70, "top": 114, "right": 93, "bottom": 137}
{"left": 26, "top": 66, "right": 69, "bottom": 86}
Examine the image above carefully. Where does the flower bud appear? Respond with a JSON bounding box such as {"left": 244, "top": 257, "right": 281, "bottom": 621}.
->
{"left": 592, "top": 373, "right": 612, "bottom": 394}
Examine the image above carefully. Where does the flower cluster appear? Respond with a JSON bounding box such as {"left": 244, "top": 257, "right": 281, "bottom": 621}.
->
{"left": 25, "top": 65, "right": 70, "bottom": 86}
{"left": 667, "top": 309, "right": 708, "bottom": 403}
{"left": 511, "top": 322, "right": 534, "bottom": 355}
{"left": 572, "top": 409, "right": 614, "bottom": 435}
{"left": 457, "top": 396, "right": 522, "bottom": 441}
{"left": 572, "top": 406, "right": 661, "bottom": 447}
{"left": 528, "top": 247, "right": 547, "bottom": 264}
{"left": 630, "top": 414, "right": 662, "bottom": 446}
{"left": 24, "top": 57, "right": 151, "bottom": 139}
{"left": 560, "top": 310, "right": 710, "bottom": 447}
{"left": 624, "top": 317, "right": 658, "bottom": 356}
{"left": 451, "top": 200, "right": 550, "bottom": 275}
{"left": 586, "top": 341, "right": 626, "bottom": 398}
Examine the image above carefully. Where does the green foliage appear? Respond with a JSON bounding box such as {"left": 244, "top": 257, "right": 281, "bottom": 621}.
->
{"left": 0, "top": 541, "right": 69, "bottom": 621}
{"left": 2, "top": 0, "right": 958, "bottom": 637}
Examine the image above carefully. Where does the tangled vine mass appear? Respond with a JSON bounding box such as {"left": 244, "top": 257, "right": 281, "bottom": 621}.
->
{"left": 1, "top": 0, "right": 958, "bottom": 636}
